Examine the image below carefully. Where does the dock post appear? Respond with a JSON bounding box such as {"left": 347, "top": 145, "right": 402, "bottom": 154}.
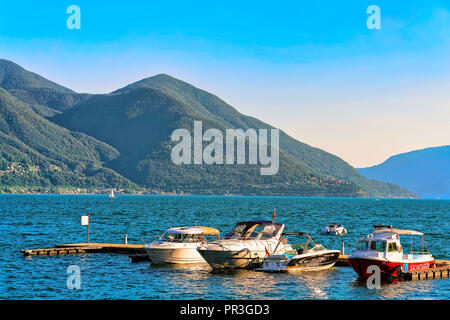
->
{"left": 341, "top": 242, "right": 345, "bottom": 255}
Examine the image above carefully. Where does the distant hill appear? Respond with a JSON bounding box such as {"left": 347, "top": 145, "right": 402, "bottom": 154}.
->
{"left": 0, "top": 59, "right": 91, "bottom": 116}
{"left": 358, "top": 146, "right": 450, "bottom": 198}
{"left": 0, "top": 59, "right": 416, "bottom": 197}
{"left": 0, "top": 87, "right": 136, "bottom": 193}
{"left": 52, "top": 73, "right": 414, "bottom": 197}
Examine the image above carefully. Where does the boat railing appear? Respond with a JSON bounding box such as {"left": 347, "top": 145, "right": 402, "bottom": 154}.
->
{"left": 402, "top": 253, "right": 432, "bottom": 260}
{"left": 403, "top": 250, "right": 431, "bottom": 255}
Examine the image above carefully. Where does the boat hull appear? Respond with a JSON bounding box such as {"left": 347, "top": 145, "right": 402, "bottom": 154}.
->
{"left": 197, "top": 249, "right": 265, "bottom": 269}
{"left": 144, "top": 247, "right": 206, "bottom": 264}
{"left": 320, "top": 228, "right": 346, "bottom": 235}
{"left": 348, "top": 257, "right": 434, "bottom": 279}
{"left": 257, "top": 250, "right": 340, "bottom": 272}
{"left": 286, "top": 251, "right": 340, "bottom": 270}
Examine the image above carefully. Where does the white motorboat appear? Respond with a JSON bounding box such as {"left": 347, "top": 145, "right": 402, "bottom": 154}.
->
{"left": 144, "top": 226, "right": 220, "bottom": 264}
{"left": 197, "top": 220, "right": 293, "bottom": 269}
{"left": 256, "top": 232, "right": 340, "bottom": 272}
{"left": 321, "top": 223, "right": 347, "bottom": 235}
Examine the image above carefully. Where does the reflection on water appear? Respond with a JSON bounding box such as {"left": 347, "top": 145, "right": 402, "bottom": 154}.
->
{"left": 350, "top": 274, "right": 436, "bottom": 300}
{"left": 148, "top": 263, "right": 347, "bottom": 300}
{"left": 374, "top": 279, "right": 437, "bottom": 300}
{"left": 146, "top": 263, "right": 211, "bottom": 296}
{"left": 291, "top": 269, "right": 340, "bottom": 299}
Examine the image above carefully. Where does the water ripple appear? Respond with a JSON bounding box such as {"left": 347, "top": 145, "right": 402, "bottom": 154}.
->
{"left": 0, "top": 195, "right": 448, "bottom": 299}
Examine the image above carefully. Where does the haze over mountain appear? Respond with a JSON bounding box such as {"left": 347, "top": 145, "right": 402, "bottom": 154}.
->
{"left": 0, "top": 59, "right": 415, "bottom": 197}
{"left": 358, "top": 146, "right": 450, "bottom": 199}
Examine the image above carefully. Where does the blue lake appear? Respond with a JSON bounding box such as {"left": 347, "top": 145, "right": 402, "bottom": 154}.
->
{"left": 0, "top": 195, "right": 449, "bottom": 300}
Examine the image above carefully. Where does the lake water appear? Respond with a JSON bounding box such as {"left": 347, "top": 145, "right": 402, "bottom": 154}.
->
{"left": 1, "top": 195, "right": 449, "bottom": 300}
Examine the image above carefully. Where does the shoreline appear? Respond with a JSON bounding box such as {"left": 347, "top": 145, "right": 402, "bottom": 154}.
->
{"left": 0, "top": 193, "right": 436, "bottom": 199}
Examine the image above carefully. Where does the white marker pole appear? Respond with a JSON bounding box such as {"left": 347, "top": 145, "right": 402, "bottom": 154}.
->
{"left": 81, "top": 213, "right": 90, "bottom": 244}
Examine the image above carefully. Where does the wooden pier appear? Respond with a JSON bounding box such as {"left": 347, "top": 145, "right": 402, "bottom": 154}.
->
{"left": 336, "top": 254, "right": 350, "bottom": 266}
{"left": 20, "top": 247, "right": 450, "bottom": 282}
{"left": 402, "top": 261, "right": 450, "bottom": 281}
{"left": 21, "top": 243, "right": 145, "bottom": 256}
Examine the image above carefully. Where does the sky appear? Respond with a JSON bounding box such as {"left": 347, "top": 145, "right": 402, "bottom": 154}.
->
{"left": 0, "top": 0, "right": 449, "bottom": 167}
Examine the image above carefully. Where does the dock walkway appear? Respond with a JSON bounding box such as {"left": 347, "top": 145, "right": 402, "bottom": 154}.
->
{"left": 21, "top": 243, "right": 145, "bottom": 256}
{"left": 20, "top": 247, "right": 450, "bottom": 282}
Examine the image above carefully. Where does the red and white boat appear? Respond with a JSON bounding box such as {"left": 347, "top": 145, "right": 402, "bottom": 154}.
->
{"left": 348, "top": 225, "right": 435, "bottom": 279}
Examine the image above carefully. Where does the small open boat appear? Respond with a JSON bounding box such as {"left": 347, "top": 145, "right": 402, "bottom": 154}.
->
{"left": 321, "top": 223, "right": 347, "bottom": 235}
{"left": 348, "top": 225, "right": 435, "bottom": 279}
{"left": 144, "top": 226, "right": 220, "bottom": 264}
{"left": 256, "top": 232, "right": 340, "bottom": 272}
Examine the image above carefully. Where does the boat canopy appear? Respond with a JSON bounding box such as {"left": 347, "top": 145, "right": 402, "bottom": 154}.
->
{"left": 166, "top": 226, "right": 220, "bottom": 235}
{"left": 373, "top": 228, "right": 423, "bottom": 236}
{"left": 197, "top": 226, "right": 220, "bottom": 235}
{"left": 225, "top": 220, "right": 283, "bottom": 239}
{"left": 236, "top": 220, "right": 281, "bottom": 226}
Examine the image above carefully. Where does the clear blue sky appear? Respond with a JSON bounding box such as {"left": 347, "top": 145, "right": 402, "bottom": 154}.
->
{"left": 1, "top": 1, "right": 449, "bottom": 167}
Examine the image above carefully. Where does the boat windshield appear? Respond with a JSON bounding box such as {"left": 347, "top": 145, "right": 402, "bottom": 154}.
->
{"left": 225, "top": 224, "right": 247, "bottom": 239}
{"left": 369, "top": 240, "right": 386, "bottom": 252}
{"left": 387, "top": 242, "right": 402, "bottom": 253}
{"left": 292, "top": 242, "right": 315, "bottom": 254}
{"left": 159, "top": 232, "right": 204, "bottom": 243}
{"left": 329, "top": 223, "right": 342, "bottom": 228}
{"left": 310, "top": 245, "right": 326, "bottom": 252}
{"left": 356, "top": 240, "right": 369, "bottom": 251}
{"left": 225, "top": 222, "right": 280, "bottom": 240}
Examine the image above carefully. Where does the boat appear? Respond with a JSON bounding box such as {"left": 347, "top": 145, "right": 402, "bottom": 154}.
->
{"left": 109, "top": 189, "right": 115, "bottom": 198}
{"left": 143, "top": 226, "right": 220, "bottom": 264}
{"left": 348, "top": 225, "right": 435, "bottom": 279}
{"left": 321, "top": 223, "right": 347, "bottom": 235}
{"left": 197, "top": 220, "right": 293, "bottom": 269}
{"left": 256, "top": 232, "right": 340, "bottom": 272}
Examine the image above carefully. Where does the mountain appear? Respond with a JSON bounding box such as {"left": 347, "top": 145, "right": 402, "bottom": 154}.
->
{"left": 0, "top": 59, "right": 415, "bottom": 196}
{"left": 0, "top": 59, "right": 91, "bottom": 116}
{"left": 358, "top": 146, "right": 450, "bottom": 198}
{"left": 51, "top": 73, "right": 415, "bottom": 197}
{"left": 0, "top": 87, "right": 136, "bottom": 193}
{"left": 113, "top": 74, "right": 414, "bottom": 196}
